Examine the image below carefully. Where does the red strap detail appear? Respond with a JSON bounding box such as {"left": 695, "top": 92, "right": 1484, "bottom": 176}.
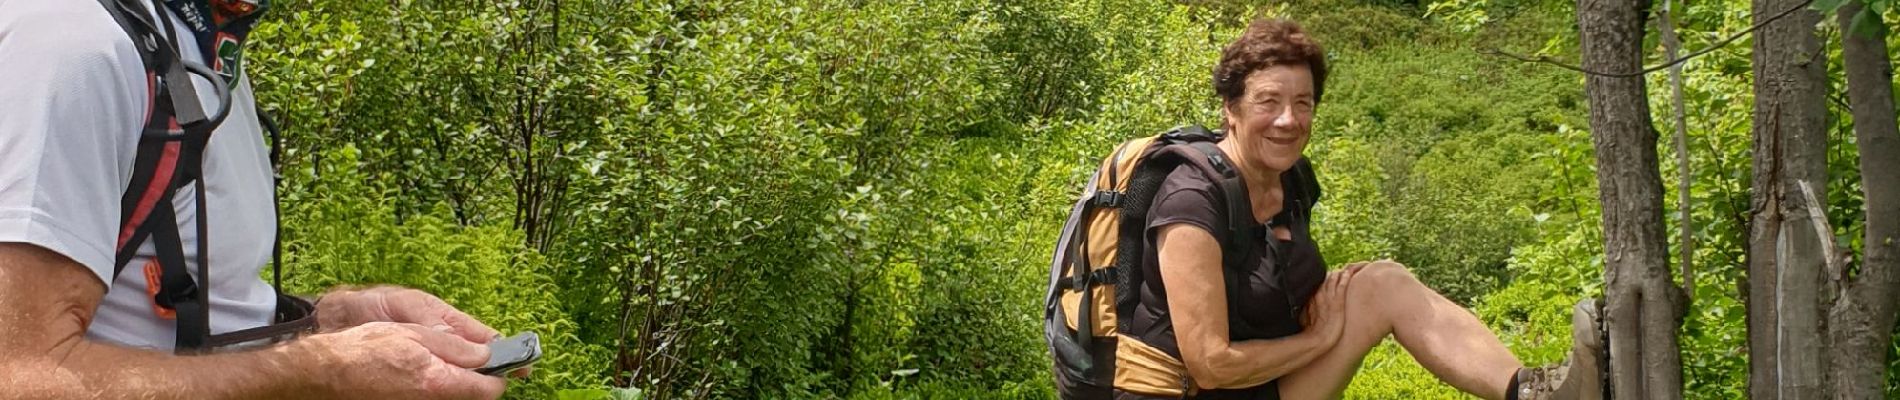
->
{"left": 114, "top": 120, "right": 183, "bottom": 251}
{"left": 142, "top": 260, "right": 176, "bottom": 319}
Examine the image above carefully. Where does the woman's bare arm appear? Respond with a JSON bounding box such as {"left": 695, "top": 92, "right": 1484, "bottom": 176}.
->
{"left": 1156, "top": 224, "right": 1343, "bottom": 390}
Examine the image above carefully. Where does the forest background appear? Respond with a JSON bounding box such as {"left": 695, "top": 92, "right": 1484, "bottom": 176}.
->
{"left": 242, "top": 0, "right": 1900, "bottom": 398}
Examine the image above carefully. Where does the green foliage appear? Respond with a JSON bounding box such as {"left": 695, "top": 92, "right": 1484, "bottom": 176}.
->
{"left": 1386, "top": 133, "right": 1547, "bottom": 301}
{"left": 1309, "top": 137, "right": 1401, "bottom": 264}
{"left": 555, "top": 387, "right": 643, "bottom": 400}
{"left": 1347, "top": 341, "right": 1470, "bottom": 399}
{"left": 1306, "top": 20, "right": 1585, "bottom": 303}
{"left": 280, "top": 146, "right": 609, "bottom": 398}
{"left": 1814, "top": 0, "right": 1895, "bottom": 37}
{"left": 243, "top": 0, "right": 1900, "bottom": 398}
{"left": 1892, "top": 322, "right": 1900, "bottom": 398}
{"left": 1309, "top": 5, "right": 1442, "bottom": 49}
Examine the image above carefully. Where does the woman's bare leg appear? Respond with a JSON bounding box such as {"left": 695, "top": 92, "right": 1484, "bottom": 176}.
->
{"left": 1277, "top": 260, "right": 1522, "bottom": 400}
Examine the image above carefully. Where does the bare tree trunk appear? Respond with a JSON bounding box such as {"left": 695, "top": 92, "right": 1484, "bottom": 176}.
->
{"left": 1826, "top": 3, "right": 1900, "bottom": 398}
{"left": 1658, "top": 0, "right": 1694, "bottom": 304}
{"left": 1747, "top": 0, "right": 1830, "bottom": 397}
{"left": 1577, "top": 1, "right": 1684, "bottom": 398}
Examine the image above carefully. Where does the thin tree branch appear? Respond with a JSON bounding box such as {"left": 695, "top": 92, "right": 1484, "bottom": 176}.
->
{"left": 1488, "top": 0, "right": 1818, "bottom": 77}
{"left": 1660, "top": 0, "right": 1695, "bottom": 303}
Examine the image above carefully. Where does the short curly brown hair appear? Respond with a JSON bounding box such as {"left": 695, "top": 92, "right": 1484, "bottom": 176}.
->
{"left": 1213, "top": 18, "right": 1327, "bottom": 104}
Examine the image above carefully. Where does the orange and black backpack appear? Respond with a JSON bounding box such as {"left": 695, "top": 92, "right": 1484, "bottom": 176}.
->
{"left": 1042, "top": 125, "right": 1318, "bottom": 398}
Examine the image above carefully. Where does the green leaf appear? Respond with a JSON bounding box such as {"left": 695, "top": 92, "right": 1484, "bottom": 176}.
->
{"left": 555, "top": 389, "right": 611, "bottom": 400}
{"left": 1848, "top": 7, "right": 1884, "bottom": 38}
{"left": 610, "top": 387, "right": 644, "bottom": 400}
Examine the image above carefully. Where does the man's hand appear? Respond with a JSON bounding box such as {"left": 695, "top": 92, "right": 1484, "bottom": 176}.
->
{"left": 296, "top": 322, "right": 507, "bottom": 400}
{"left": 314, "top": 286, "right": 534, "bottom": 378}
{"left": 317, "top": 286, "right": 500, "bottom": 344}
{"left": 4, "top": 242, "right": 502, "bottom": 400}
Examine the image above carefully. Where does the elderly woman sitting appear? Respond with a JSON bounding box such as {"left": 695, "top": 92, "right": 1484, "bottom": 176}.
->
{"left": 1120, "top": 18, "right": 1603, "bottom": 400}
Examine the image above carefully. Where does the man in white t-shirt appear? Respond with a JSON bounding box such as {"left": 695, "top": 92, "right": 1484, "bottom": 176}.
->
{"left": 0, "top": 0, "right": 512, "bottom": 398}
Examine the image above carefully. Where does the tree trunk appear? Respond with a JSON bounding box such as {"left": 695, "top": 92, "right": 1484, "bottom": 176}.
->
{"left": 1826, "top": 3, "right": 1900, "bottom": 399}
{"left": 1746, "top": 0, "right": 1830, "bottom": 397}
{"left": 1577, "top": 1, "right": 1684, "bottom": 398}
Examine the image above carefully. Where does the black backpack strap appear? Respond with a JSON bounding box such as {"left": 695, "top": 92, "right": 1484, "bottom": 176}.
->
{"left": 1181, "top": 141, "right": 1257, "bottom": 270}
{"left": 103, "top": 0, "right": 162, "bottom": 274}
{"left": 96, "top": 0, "right": 309, "bottom": 354}
{"left": 147, "top": 196, "right": 210, "bottom": 349}
{"left": 1159, "top": 125, "right": 1219, "bottom": 144}
{"left": 1109, "top": 126, "right": 1248, "bottom": 334}
{"left": 1162, "top": 126, "right": 1256, "bottom": 254}
{"left": 1288, "top": 158, "right": 1320, "bottom": 222}
{"left": 99, "top": 0, "right": 221, "bottom": 353}
{"left": 1045, "top": 162, "right": 1129, "bottom": 383}
{"left": 1071, "top": 167, "right": 1105, "bottom": 356}
{"left": 261, "top": 107, "right": 285, "bottom": 288}
{"left": 200, "top": 107, "right": 316, "bottom": 351}
{"left": 1150, "top": 125, "right": 1258, "bottom": 266}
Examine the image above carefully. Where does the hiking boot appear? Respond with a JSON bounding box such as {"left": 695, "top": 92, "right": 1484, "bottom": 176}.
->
{"left": 1517, "top": 298, "right": 1606, "bottom": 400}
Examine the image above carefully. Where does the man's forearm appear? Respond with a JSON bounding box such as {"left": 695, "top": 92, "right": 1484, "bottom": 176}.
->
{"left": 0, "top": 245, "right": 330, "bottom": 399}
{"left": 2, "top": 337, "right": 325, "bottom": 400}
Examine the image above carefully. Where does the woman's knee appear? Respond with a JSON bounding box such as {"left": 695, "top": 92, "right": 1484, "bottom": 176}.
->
{"left": 1348, "top": 260, "right": 1422, "bottom": 294}
{"left": 1325, "top": 260, "right": 1417, "bottom": 341}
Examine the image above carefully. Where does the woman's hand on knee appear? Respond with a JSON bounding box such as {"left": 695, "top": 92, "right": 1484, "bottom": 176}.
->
{"left": 1302, "top": 268, "right": 1355, "bottom": 347}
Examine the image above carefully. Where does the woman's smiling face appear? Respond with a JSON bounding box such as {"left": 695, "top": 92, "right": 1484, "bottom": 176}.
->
{"left": 1221, "top": 64, "right": 1315, "bottom": 173}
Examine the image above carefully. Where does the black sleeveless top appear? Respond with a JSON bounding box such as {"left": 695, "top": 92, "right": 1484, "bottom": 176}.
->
{"left": 1127, "top": 163, "right": 1327, "bottom": 399}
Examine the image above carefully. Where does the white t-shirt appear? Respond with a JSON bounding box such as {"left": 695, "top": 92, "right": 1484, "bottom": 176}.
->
{"left": 0, "top": 0, "right": 278, "bottom": 350}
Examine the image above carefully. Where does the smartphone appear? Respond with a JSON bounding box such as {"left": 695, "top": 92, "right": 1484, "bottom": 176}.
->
{"left": 476, "top": 332, "right": 542, "bottom": 377}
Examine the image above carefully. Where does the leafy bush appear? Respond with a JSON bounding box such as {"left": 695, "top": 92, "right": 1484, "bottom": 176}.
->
{"left": 280, "top": 146, "right": 608, "bottom": 398}
{"left": 240, "top": 0, "right": 1900, "bottom": 398}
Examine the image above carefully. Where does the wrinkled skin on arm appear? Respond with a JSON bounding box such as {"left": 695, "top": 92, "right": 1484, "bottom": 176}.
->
{"left": 0, "top": 243, "right": 509, "bottom": 400}
{"left": 0, "top": 243, "right": 311, "bottom": 399}
{"left": 0, "top": 243, "right": 108, "bottom": 398}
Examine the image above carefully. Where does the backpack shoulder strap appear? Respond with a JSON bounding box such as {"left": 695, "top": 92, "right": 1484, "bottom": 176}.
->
{"left": 94, "top": 0, "right": 310, "bottom": 354}
{"left": 97, "top": 0, "right": 216, "bottom": 352}
{"left": 1268, "top": 157, "right": 1321, "bottom": 228}
{"left": 1124, "top": 125, "right": 1257, "bottom": 261}
{"left": 98, "top": 0, "right": 159, "bottom": 278}
{"left": 92, "top": 0, "right": 160, "bottom": 71}
{"left": 1294, "top": 158, "right": 1320, "bottom": 203}
{"left": 1176, "top": 140, "right": 1257, "bottom": 266}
